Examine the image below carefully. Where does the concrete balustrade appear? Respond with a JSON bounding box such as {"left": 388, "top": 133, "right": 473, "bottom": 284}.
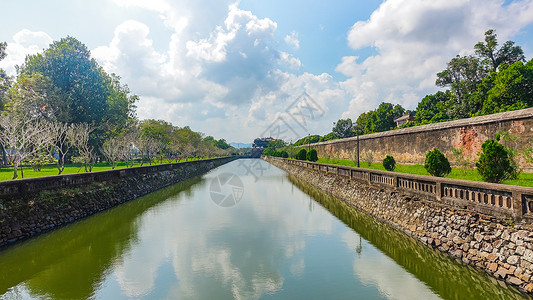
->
{"left": 271, "top": 156, "right": 533, "bottom": 221}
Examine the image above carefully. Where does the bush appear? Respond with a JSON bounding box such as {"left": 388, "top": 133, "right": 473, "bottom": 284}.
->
{"left": 383, "top": 155, "right": 396, "bottom": 171}
{"left": 296, "top": 149, "right": 307, "bottom": 160}
{"left": 424, "top": 148, "right": 451, "bottom": 177}
{"left": 280, "top": 150, "right": 289, "bottom": 158}
{"left": 307, "top": 149, "right": 318, "bottom": 162}
{"left": 476, "top": 139, "right": 514, "bottom": 183}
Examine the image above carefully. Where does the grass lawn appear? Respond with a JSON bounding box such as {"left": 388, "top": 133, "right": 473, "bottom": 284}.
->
{"left": 317, "top": 158, "right": 533, "bottom": 188}
{"left": 0, "top": 158, "right": 210, "bottom": 181}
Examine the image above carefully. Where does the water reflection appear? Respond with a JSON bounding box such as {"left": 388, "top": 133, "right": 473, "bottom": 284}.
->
{"left": 0, "top": 159, "right": 528, "bottom": 300}
{"left": 288, "top": 174, "right": 528, "bottom": 300}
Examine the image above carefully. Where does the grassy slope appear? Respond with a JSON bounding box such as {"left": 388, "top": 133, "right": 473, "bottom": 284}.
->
{"left": 316, "top": 158, "right": 533, "bottom": 188}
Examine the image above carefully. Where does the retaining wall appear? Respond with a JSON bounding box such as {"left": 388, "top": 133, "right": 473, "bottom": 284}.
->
{"left": 264, "top": 156, "right": 533, "bottom": 293}
{"left": 0, "top": 157, "right": 237, "bottom": 248}
{"left": 310, "top": 108, "right": 533, "bottom": 169}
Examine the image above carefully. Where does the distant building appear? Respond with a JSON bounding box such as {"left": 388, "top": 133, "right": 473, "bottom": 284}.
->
{"left": 252, "top": 137, "right": 275, "bottom": 149}
{"left": 393, "top": 112, "right": 415, "bottom": 127}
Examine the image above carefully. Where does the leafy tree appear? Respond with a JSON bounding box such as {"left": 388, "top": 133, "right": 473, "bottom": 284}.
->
{"left": 424, "top": 148, "right": 451, "bottom": 177}
{"left": 320, "top": 132, "right": 337, "bottom": 142}
{"left": 215, "top": 139, "right": 231, "bottom": 149}
{"left": 474, "top": 29, "right": 525, "bottom": 72}
{"left": 383, "top": 155, "right": 396, "bottom": 171}
{"left": 481, "top": 60, "right": 533, "bottom": 114}
{"left": 296, "top": 149, "right": 307, "bottom": 160}
{"left": 306, "top": 149, "right": 318, "bottom": 162}
{"left": 294, "top": 135, "right": 320, "bottom": 146}
{"left": 280, "top": 150, "right": 289, "bottom": 158}
{"left": 414, "top": 91, "right": 451, "bottom": 124}
{"left": 436, "top": 55, "right": 488, "bottom": 118}
{"left": 475, "top": 139, "right": 514, "bottom": 183}
{"left": 0, "top": 42, "right": 11, "bottom": 108}
{"left": 332, "top": 118, "right": 354, "bottom": 139}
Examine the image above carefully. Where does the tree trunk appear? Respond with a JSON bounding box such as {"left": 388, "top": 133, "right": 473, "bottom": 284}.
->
{"left": 12, "top": 165, "right": 18, "bottom": 180}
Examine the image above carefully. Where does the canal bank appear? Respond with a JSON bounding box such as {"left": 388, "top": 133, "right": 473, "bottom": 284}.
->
{"left": 264, "top": 156, "right": 533, "bottom": 294}
{"left": 0, "top": 156, "right": 237, "bottom": 248}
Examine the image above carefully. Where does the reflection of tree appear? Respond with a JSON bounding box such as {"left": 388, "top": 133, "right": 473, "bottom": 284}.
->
{"left": 0, "top": 176, "right": 202, "bottom": 299}
{"left": 287, "top": 175, "right": 526, "bottom": 300}
{"left": 355, "top": 235, "right": 362, "bottom": 256}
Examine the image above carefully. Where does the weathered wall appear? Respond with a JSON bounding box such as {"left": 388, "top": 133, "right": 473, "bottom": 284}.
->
{"left": 265, "top": 156, "right": 533, "bottom": 293}
{"left": 0, "top": 157, "right": 237, "bottom": 248}
{"left": 312, "top": 108, "right": 533, "bottom": 168}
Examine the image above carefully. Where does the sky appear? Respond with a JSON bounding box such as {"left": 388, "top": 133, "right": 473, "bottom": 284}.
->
{"left": 1, "top": 0, "right": 533, "bottom": 144}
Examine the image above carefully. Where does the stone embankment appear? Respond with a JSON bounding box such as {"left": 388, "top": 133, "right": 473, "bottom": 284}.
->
{"left": 264, "top": 156, "right": 533, "bottom": 294}
{"left": 0, "top": 157, "right": 236, "bottom": 248}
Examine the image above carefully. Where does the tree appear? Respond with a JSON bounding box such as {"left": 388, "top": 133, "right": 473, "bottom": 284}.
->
{"left": 320, "top": 132, "right": 337, "bottom": 142}
{"left": 215, "top": 139, "right": 231, "bottom": 150}
{"left": 67, "top": 123, "right": 95, "bottom": 172}
{"left": 20, "top": 37, "right": 138, "bottom": 153}
{"left": 0, "top": 116, "right": 54, "bottom": 179}
{"left": 296, "top": 149, "right": 307, "bottom": 160}
{"left": 474, "top": 29, "right": 525, "bottom": 72}
{"left": 306, "top": 149, "right": 318, "bottom": 162}
{"left": 480, "top": 60, "right": 533, "bottom": 114}
{"left": 5, "top": 73, "right": 67, "bottom": 122}
{"left": 101, "top": 137, "right": 123, "bottom": 169}
{"left": 47, "top": 122, "right": 74, "bottom": 175}
{"left": 414, "top": 91, "right": 451, "bottom": 124}
{"left": 0, "top": 42, "right": 12, "bottom": 109}
{"left": 424, "top": 148, "right": 451, "bottom": 177}
{"left": 332, "top": 119, "right": 354, "bottom": 139}
{"left": 436, "top": 55, "right": 488, "bottom": 119}
{"left": 383, "top": 155, "right": 396, "bottom": 171}
{"left": 475, "top": 139, "right": 514, "bottom": 183}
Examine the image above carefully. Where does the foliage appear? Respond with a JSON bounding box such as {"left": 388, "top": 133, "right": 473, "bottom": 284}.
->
{"left": 424, "top": 148, "right": 451, "bottom": 177}
{"left": 27, "top": 151, "right": 55, "bottom": 172}
{"left": 280, "top": 150, "right": 289, "bottom": 158}
{"left": 475, "top": 139, "right": 514, "bottom": 183}
{"left": 332, "top": 119, "right": 354, "bottom": 139}
{"left": 319, "top": 132, "right": 337, "bottom": 142}
{"left": 294, "top": 135, "right": 321, "bottom": 146}
{"left": 296, "top": 149, "right": 307, "bottom": 160}
{"left": 474, "top": 29, "right": 525, "bottom": 72}
{"left": 382, "top": 155, "right": 396, "bottom": 171}
{"left": 355, "top": 102, "right": 405, "bottom": 134}
{"left": 306, "top": 149, "right": 318, "bottom": 162}
{"left": 451, "top": 147, "right": 472, "bottom": 175}
{"left": 414, "top": 91, "right": 451, "bottom": 124}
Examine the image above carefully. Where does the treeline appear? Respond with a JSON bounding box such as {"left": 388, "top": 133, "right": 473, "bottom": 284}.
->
{"left": 0, "top": 37, "right": 236, "bottom": 179}
{"left": 294, "top": 29, "right": 532, "bottom": 145}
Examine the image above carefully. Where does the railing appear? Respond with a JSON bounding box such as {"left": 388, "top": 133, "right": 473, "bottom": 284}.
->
{"left": 266, "top": 156, "right": 533, "bottom": 221}
{"left": 0, "top": 157, "right": 237, "bottom": 197}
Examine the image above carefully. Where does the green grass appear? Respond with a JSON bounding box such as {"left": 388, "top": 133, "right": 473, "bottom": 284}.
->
{"left": 316, "top": 158, "right": 533, "bottom": 188}
{"left": 0, "top": 158, "right": 212, "bottom": 181}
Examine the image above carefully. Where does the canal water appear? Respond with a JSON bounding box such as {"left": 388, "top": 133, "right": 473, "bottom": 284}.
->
{"left": 0, "top": 159, "right": 527, "bottom": 299}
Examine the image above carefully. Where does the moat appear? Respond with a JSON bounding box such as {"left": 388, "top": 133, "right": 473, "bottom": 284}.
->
{"left": 0, "top": 159, "right": 527, "bottom": 299}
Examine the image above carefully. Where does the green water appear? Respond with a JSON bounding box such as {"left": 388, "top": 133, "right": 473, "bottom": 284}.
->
{"left": 0, "top": 159, "right": 528, "bottom": 299}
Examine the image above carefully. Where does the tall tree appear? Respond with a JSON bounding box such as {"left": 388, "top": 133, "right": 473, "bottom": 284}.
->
{"left": 436, "top": 55, "right": 488, "bottom": 118}
{"left": 0, "top": 42, "right": 11, "bottom": 109}
{"left": 474, "top": 29, "right": 525, "bottom": 72}
{"left": 415, "top": 91, "right": 451, "bottom": 124}
{"left": 332, "top": 118, "right": 354, "bottom": 139}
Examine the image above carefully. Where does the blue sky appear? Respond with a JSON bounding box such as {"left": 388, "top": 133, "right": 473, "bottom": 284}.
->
{"left": 1, "top": 0, "right": 533, "bottom": 143}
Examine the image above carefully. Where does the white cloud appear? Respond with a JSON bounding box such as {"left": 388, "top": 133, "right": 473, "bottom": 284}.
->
{"left": 0, "top": 29, "right": 53, "bottom": 75}
{"left": 284, "top": 31, "right": 299, "bottom": 50}
{"left": 340, "top": 0, "right": 533, "bottom": 119}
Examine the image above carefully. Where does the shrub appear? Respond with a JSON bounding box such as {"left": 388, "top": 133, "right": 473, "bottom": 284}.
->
{"left": 424, "top": 148, "right": 451, "bottom": 177}
{"left": 476, "top": 139, "right": 514, "bottom": 183}
{"left": 280, "top": 150, "right": 289, "bottom": 158}
{"left": 307, "top": 149, "right": 318, "bottom": 162}
{"left": 296, "top": 149, "right": 307, "bottom": 160}
{"left": 383, "top": 155, "right": 396, "bottom": 171}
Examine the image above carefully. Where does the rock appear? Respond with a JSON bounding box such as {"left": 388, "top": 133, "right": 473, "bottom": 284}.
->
{"left": 524, "top": 249, "right": 533, "bottom": 263}
{"left": 507, "top": 276, "right": 523, "bottom": 286}
{"left": 516, "top": 246, "right": 526, "bottom": 256}
{"left": 487, "top": 253, "right": 498, "bottom": 262}
{"left": 502, "top": 230, "right": 510, "bottom": 241}
{"left": 525, "top": 283, "right": 533, "bottom": 293}
{"left": 507, "top": 255, "right": 519, "bottom": 265}
{"left": 489, "top": 262, "right": 499, "bottom": 272}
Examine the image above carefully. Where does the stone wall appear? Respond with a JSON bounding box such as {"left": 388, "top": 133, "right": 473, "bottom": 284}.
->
{"left": 265, "top": 156, "right": 533, "bottom": 294}
{"left": 311, "top": 108, "right": 533, "bottom": 169}
{"left": 0, "top": 157, "right": 236, "bottom": 248}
